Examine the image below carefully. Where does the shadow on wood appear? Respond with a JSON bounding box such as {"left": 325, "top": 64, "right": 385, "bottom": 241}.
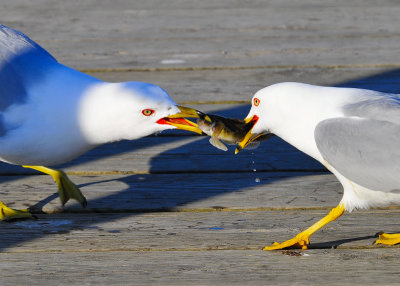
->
{"left": 1, "top": 68, "right": 400, "bottom": 252}
{"left": 308, "top": 235, "right": 378, "bottom": 249}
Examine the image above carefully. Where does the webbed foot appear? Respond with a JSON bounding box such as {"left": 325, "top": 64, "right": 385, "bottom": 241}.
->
{"left": 263, "top": 205, "right": 345, "bottom": 251}
{"left": 0, "top": 201, "right": 36, "bottom": 221}
{"left": 264, "top": 233, "right": 310, "bottom": 250}
{"left": 375, "top": 232, "right": 400, "bottom": 246}
{"left": 23, "top": 166, "right": 87, "bottom": 207}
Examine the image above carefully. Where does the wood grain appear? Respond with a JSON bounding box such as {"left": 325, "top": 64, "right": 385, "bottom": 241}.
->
{"left": 1, "top": 0, "right": 400, "bottom": 285}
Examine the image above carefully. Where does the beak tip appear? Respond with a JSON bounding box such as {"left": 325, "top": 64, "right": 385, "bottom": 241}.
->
{"left": 176, "top": 105, "right": 201, "bottom": 118}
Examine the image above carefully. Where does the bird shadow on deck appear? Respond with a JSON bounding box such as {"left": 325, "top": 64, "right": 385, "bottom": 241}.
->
{"left": 1, "top": 68, "right": 400, "bottom": 251}
{"left": 308, "top": 235, "right": 378, "bottom": 249}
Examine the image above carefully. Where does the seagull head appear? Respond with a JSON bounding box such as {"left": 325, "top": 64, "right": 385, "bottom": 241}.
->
{"left": 79, "top": 82, "right": 202, "bottom": 144}
{"left": 235, "top": 87, "right": 273, "bottom": 154}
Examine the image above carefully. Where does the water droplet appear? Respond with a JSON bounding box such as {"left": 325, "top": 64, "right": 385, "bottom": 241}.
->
{"left": 255, "top": 178, "right": 261, "bottom": 183}
{"left": 253, "top": 168, "right": 257, "bottom": 172}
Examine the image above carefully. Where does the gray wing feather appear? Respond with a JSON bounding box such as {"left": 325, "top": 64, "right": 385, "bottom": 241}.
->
{"left": 0, "top": 25, "right": 57, "bottom": 111}
{"left": 343, "top": 95, "right": 400, "bottom": 125}
{"left": 315, "top": 117, "right": 400, "bottom": 193}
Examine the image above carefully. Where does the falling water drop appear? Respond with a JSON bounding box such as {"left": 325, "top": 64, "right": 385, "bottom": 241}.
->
{"left": 255, "top": 178, "right": 261, "bottom": 183}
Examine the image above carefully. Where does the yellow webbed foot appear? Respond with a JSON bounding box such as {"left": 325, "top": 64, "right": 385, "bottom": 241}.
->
{"left": 263, "top": 233, "right": 310, "bottom": 250}
{"left": 263, "top": 204, "right": 345, "bottom": 251}
{"left": 375, "top": 232, "right": 400, "bottom": 246}
{"left": 53, "top": 170, "right": 87, "bottom": 207}
{"left": 0, "top": 201, "right": 36, "bottom": 221}
{"left": 23, "top": 166, "right": 87, "bottom": 207}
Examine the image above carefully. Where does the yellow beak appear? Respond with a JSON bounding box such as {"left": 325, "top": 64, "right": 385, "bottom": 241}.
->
{"left": 235, "top": 115, "right": 265, "bottom": 154}
{"left": 157, "top": 105, "right": 203, "bottom": 134}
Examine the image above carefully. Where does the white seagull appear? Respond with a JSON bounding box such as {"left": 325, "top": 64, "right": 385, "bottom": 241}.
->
{"left": 0, "top": 25, "right": 202, "bottom": 220}
{"left": 236, "top": 82, "right": 400, "bottom": 249}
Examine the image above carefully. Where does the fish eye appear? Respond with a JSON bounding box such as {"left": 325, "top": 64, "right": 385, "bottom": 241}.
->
{"left": 253, "top": 98, "right": 260, "bottom": 106}
{"left": 142, "top": 109, "right": 155, "bottom": 116}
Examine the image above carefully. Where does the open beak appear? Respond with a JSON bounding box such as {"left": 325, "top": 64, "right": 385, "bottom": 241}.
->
{"left": 156, "top": 105, "right": 203, "bottom": 134}
{"left": 235, "top": 115, "right": 265, "bottom": 154}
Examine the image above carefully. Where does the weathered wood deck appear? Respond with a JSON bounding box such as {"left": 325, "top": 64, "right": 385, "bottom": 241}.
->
{"left": 1, "top": 1, "right": 400, "bottom": 285}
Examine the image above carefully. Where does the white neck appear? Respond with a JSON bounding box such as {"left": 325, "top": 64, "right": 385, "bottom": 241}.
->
{"left": 260, "top": 83, "right": 357, "bottom": 162}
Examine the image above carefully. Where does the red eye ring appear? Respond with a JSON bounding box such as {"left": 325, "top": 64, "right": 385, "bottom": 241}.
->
{"left": 142, "top": 109, "right": 155, "bottom": 116}
{"left": 253, "top": 98, "right": 260, "bottom": 106}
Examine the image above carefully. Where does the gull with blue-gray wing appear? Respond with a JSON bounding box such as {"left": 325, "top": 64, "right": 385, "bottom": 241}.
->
{"left": 0, "top": 25, "right": 202, "bottom": 220}
{"left": 236, "top": 82, "right": 400, "bottom": 249}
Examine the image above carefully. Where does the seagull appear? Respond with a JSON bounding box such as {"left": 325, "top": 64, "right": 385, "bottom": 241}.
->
{"left": 0, "top": 25, "right": 202, "bottom": 220}
{"left": 236, "top": 82, "right": 400, "bottom": 249}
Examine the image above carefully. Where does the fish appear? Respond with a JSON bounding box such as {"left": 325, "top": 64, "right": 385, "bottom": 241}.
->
{"left": 196, "top": 112, "right": 270, "bottom": 151}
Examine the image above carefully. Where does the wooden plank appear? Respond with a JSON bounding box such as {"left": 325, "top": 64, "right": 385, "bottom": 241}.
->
{"left": 0, "top": 173, "right": 341, "bottom": 212}
{"left": 1, "top": 1, "right": 400, "bottom": 69}
{"left": 88, "top": 67, "right": 400, "bottom": 103}
{"left": 1, "top": 248, "right": 400, "bottom": 286}
{"left": 0, "top": 210, "right": 398, "bottom": 252}
{"left": 0, "top": 133, "right": 323, "bottom": 175}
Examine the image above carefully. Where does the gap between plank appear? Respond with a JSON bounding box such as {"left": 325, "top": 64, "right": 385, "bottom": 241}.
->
{"left": 0, "top": 169, "right": 328, "bottom": 176}
{"left": 32, "top": 206, "right": 400, "bottom": 215}
{"left": 80, "top": 63, "right": 400, "bottom": 73}
{"left": 0, "top": 244, "right": 393, "bottom": 254}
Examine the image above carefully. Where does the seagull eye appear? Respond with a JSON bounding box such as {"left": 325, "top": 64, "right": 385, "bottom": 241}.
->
{"left": 253, "top": 98, "right": 260, "bottom": 106}
{"left": 142, "top": 109, "right": 155, "bottom": 116}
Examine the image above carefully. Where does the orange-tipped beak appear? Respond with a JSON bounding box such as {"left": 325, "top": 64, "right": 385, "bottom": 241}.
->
{"left": 235, "top": 115, "right": 265, "bottom": 154}
{"left": 157, "top": 105, "right": 203, "bottom": 134}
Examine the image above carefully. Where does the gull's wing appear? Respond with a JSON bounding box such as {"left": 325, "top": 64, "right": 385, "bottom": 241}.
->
{"left": 342, "top": 95, "right": 400, "bottom": 125}
{"left": 315, "top": 115, "right": 400, "bottom": 193}
{"left": 0, "top": 25, "right": 57, "bottom": 111}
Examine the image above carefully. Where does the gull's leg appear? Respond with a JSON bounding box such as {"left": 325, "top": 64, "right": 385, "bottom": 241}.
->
{"left": 23, "top": 166, "right": 87, "bottom": 207}
{"left": 0, "top": 201, "right": 35, "bottom": 221}
{"left": 264, "top": 204, "right": 345, "bottom": 250}
{"left": 375, "top": 232, "right": 400, "bottom": 246}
